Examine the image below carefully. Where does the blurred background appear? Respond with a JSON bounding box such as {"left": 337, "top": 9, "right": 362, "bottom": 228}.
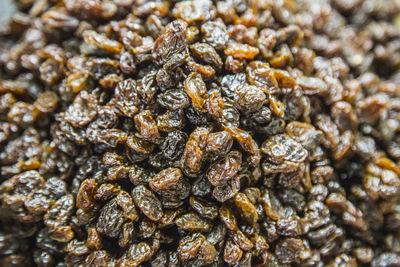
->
{"left": 2, "top": 0, "right": 400, "bottom": 28}
{"left": 0, "top": 0, "right": 16, "bottom": 23}
{"left": 0, "top": 0, "right": 399, "bottom": 33}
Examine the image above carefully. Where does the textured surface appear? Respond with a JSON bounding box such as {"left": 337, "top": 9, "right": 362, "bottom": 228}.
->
{"left": 1, "top": 0, "right": 400, "bottom": 266}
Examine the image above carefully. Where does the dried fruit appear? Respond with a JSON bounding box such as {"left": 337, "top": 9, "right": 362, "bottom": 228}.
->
{"left": 131, "top": 185, "right": 163, "bottom": 222}
{"left": 1, "top": 0, "right": 400, "bottom": 265}
{"left": 207, "top": 150, "right": 241, "bottom": 186}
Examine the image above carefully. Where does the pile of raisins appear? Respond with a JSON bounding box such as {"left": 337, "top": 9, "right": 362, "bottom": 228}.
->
{"left": 1, "top": 0, "right": 400, "bottom": 266}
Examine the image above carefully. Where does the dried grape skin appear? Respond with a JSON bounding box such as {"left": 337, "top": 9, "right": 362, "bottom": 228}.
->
{"left": 96, "top": 198, "right": 126, "bottom": 239}
{"left": 180, "top": 127, "right": 209, "bottom": 177}
{"left": 134, "top": 110, "right": 160, "bottom": 143}
{"left": 76, "top": 179, "right": 97, "bottom": 212}
{"left": 224, "top": 239, "right": 243, "bottom": 265}
{"left": 201, "top": 20, "right": 229, "bottom": 50}
{"left": 184, "top": 72, "right": 208, "bottom": 113}
{"left": 219, "top": 205, "right": 238, "bottom": 231}
{"left": 175, "top": 213, "right": 211, "bottom": 232}
{"left": 160, "top": 130, "right": 187, "bottom": 161}
{"left": 189, "top": 196, "right": 218, "bottom": 220}
{"left": 260, "top": 134, "right": 308, "bottom": 164}
{"left": 153, "top": 20, "right": 188, "bottom": 66}
{"left": 157, "top": 89, "right": 190, "bottom": 111}
{"left": 131, "top": 185, "right": 163, "bottom": 222}
{"left": 275, "top": 238, "right": 304, "bottom": 264}
{"left": 178, "top": 233, "right": 206, "bottom": 261}
{"left": 207, "top": 150, "right": 242, "bottom": 186}
{"left": 224, "top": 43, "right": 260, "bottom": 60}
{"left": 234, "top": 84, "right": 266, "bottom": 114}
{"left": 190, "top": 43, "right": 223, "bottom": 70}
{"left": 233, "top": 193, "right": 258, "bottom": 225}
{"left": 83, "top": 30, "right": 123, "bottom": 54}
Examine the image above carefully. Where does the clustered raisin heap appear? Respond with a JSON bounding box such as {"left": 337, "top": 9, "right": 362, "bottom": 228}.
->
{"left": 1, "top": 0, "right": 400, "bottom": 266}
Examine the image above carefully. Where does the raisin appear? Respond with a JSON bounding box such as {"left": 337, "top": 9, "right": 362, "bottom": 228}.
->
{"left": 205, "top": 131, "right": 233, "bottom": 157}
{"left": 224, "top": 43, "right": 259, "bottom": 60}
{"left": 189, "top": 196, "right": 218, "bottom": 220}
{"left": 34, "top": 91, "right": 59, "bottom": 113}
{"left": 190, "top": 43, "right": 223, "bottom": 70}
{"left": 76, "top": 179, "right": 97, "bottom": 212}
{"left": 96, "top": 198, "right": 126, "bottom": 238}
{"left": 150, "top": 167, "right": 183, "bottom": 192}
{"left": 233, "top": 193, "right": 258, "bottom": 225}
{"left": 181, "top": 127, "right": 209, "bottom": 177}
{"left": 219, "top": 205, "right": 238, "bottom": 231}
{"left": 234, "top": 84, "right": 266, "bottom": 114}
{"left": 260, "top": 134, "right": 308, "bottom": 164}
{"left": 212, "top": 176, "right": 240, "bottom": 202}
{"left": 153, "top": 20, "right": 188, "bottom": 67}
{"left": 160, "top": 131, "right": 187, "bottom": 161}
{"left": 86, "top": 227, "right": 102, "bottom": 250}
{"left": 172, "top": 0, "right": 215, "bottom": 23}
{"left": 113, "top": 79, "right": 140, "bottom": 118}
{"left": 275, "top": 238, "right": 304, "bottom": 264}
{"left": 157, "top": 89, "right": 190, "bottom": 111}
{"left": 131, "top": 185, "right": 163, "bottom": 222}
{"left": 201, "top": 20, "right": 229, "bottom": 50}
{"left": 64, "top": 91, "right": 98, "bottom": 127}
{"left": 224, "top": 239, "right": 243, "bottom": 264}
{"left": 156, "top": 109, "right": 186, "bottom": 133}
{"left": 134, "top": 110, "right": 160, "bottom": 143}
{"left": 178, "top": 233, "right": 205, "bottom": 261}
{"left": 175, "top": 213, "right": 211, "bottom": 232}
{"left": 126, "top": 135, "right": 154, "bottom": 162}
{"left": 119, "top": 242, "right": 152, "bottom": 266}
{"left": 207, "top": 150, "right": 242, "bottom": 186}
{"left": 116, "top": 190, "right": 138, "bottom": 221}
{"left": 184, "top": 72, "right": 208, "bottom": 113}
{"left": 83, "top": 30, "right": 123, "bottom": 54}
